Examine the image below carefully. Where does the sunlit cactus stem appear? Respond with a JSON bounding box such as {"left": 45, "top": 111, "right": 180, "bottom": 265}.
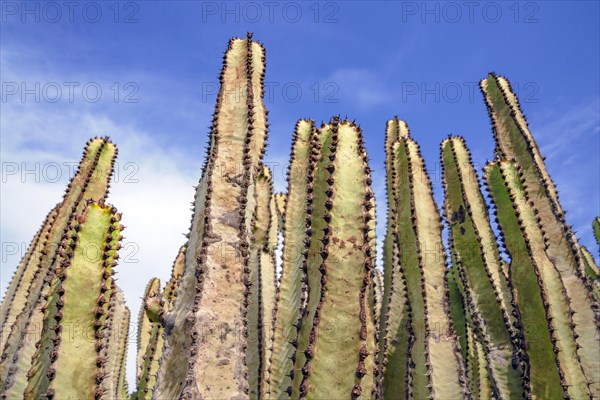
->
{"left": 0, "top": 137, "right": 117, "bottom": 397}
{"left": 154, "top": 32, "right": 267, "bottom": 399}
{"left": 23, "top": 201, "right": 125, "bottom": 400}
{"left": 441, "top": 136, "right": 523, "bottom": 399}
{"left": 380, "top": 122, "right": 467, "bottom": 399}
{"left": 267, "top": 120, "right": 314, "bottom": 399}
{"left": 293, "top": 117, "right": 377, "bottom": 399}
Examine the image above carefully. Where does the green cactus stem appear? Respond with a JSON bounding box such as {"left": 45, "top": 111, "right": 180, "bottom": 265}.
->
{"left": 381, "top": 126, "right": 467, "bottom": 399}
{"left": 441, "top": 136, "right": 522, "bottom": 399}
{"left": 23, "top": 201, "right": 124, "bottom": 399}
{"left": 0, "top": 205, "right": 59, "bottom": 351}
{"left": 0, "top": 137, "right": 117, "bottom": 397}
{"left": 274, "top": 193, "right": 287, "bottom": 233}
{"left": 379, "top": 118, "right": 411, "bottom": 399}
{"left": 294, "top": 117, "right": 377, "bottom": 399}
{"left": 155, "top": 32, "right": 267, "bottom": 399}
{"left": 248, "top": 166, "right": 278, "bottom": 399}
{"left": 268, "top": 120, "right": 314, "bottom": 399}
{"left": 137, "top": 278, "right": 161, "bottom": 383}
{"left": 486, "top": 160, "right": 583, "bottom": 399}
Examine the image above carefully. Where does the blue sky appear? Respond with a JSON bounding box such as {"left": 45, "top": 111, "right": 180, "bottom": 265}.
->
{"left": 1, "top": 0, "right": 599, "bottom": 389}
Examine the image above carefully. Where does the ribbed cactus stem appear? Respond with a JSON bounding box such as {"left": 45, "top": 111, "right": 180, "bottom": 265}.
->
{"left": 115, "top": 302, "right": 130, "bottom": 400}
{"left": 447, "top": 259, "right": 491, "bottom": 398}
{"left": 268, "top": 120, "right": 314, "bottom": 399}
{"left": 273, "top": 193, "right": 287, "bottom": 232}
{"left": 106, "top": 289, "right": 130, "bottom": 399}
{"left": 248, "top": 166, "right": 277, "bottom": 399}
{"left": 155, "top": 32, "right": 267, "bottom": 399}
{"left": 391, "top": 133, "right": 467, "bottom": 399}
{"left": 137, "top": 278, "right": 161, "bottom": 383}
{"left": 0, "top": 137, "right": 117, "bottom": 396}
{"left": 161, "top": 245, "right": 185, "bottom": 317}
{"left": 379, "top": 118, "right": 411, "bottom": 399}
{"left": 594, "top": 218, "right": 600, "bottom": 246}
{"left": 441, "top": 136, "right": 523, "bottom": 398}
{"left": 0, "top": 206, "right": 58, "bottom": 338}
{"left": 23, "top": 202, "right": 124, "bottom": 399}
{"left": 296, "top": 118, "right": 377, "bottom": 399}
{"left": 289, "top": 121, "right": 330, "bottom": 398}
{"left": 486, "top": 161, "right": 578, "bottom": 399}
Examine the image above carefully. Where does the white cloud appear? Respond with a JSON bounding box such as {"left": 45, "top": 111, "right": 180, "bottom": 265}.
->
{"left": 330, "top": 68, "right": 391, "bottom": 110}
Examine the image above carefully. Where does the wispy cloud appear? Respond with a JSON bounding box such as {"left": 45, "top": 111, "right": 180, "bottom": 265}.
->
{"left": 330, "top": 68, "right": 392, "bottom": 110}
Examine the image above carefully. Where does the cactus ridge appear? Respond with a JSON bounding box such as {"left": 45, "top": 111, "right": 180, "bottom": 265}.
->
{"left": 1, "top": 137, "right": 117, "bottom": 397}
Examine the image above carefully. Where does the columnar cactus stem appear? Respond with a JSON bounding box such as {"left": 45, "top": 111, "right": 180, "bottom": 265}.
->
{"left": 0, "top": 206, "right": 58, "bottom": 338}
{"left": 23, "top": 201, "right": 124, "bottom": 399}
{"left": 115, "top": 301, "right": 130, "bottom": 400}
{"left": 296, "top": 118, "right": 377, "bottom": 399}
{"left": 379, "top": 125, "right": 467, "bottom": 399}
{"left": 447, "top": 260, "right": 491, "bottom": 398}
{"left": 441, "top": 136, "right": 523, "bottom": 399}
{"left": 161, "top": 246, "right": 185, "bottom": 317}
{"left": 379, "top": 118, "right": 411, "bottom": 399}
{"left": 482, "top": 74, "right": 600, "bottom": 396}
{"left": 137, "top": 279, "right": 161, "bottom": 383}
{"left": 392, "top": 135, "right": 467, "bottom": 399}
{"left": 268, "top": 120, "right": 314, "bottom": 399}
{"left": 248, "top": 166, "right": 277, "bottom": 399}
{"left": 107, "top": 289, "right": 130, "bottom": 399}
{"left": 288, "top": 120, "right": 331, "bottom": 398}
{"left": 594, "top": 218, "right": 600, "bottom": 246}
{"left": 135, "top": 248, "right": 185, "bottom": 400}
{"left": 0, "top": 137, "right": 117, "bottom": 396}
{"left": 373, "top": 269, "right": 384, "bottom": 333}
{"left": 154, "top": 32, "right": 267, "bottom": 399}
{"left": 274, "top": 193, "right": 287, "bottom": 232}
{"left": 485, "top": 161, "right": 592, "bottom": 399}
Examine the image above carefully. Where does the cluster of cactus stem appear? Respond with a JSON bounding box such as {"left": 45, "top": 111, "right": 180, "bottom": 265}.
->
{"left": 1, "top": 34, "right": 598, "bottom": 400}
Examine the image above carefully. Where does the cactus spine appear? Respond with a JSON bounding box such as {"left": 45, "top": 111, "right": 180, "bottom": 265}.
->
{"left": 441, "top": 136, "right": 523, "bottom": 398}
{"left": 154, "top": 32, "right": 267, "bottom": 399}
